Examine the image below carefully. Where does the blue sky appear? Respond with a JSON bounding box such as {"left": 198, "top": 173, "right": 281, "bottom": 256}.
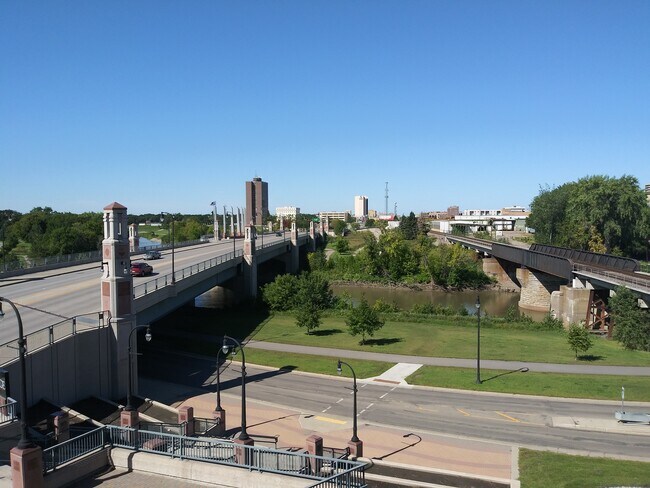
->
{"left": 1, "top": 1, "right": 648, "bottom": 216}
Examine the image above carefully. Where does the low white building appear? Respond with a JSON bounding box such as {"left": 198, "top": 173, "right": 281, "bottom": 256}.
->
{"left": 319, "top": 211, "right": 350, "bottom": 222}
{"left": 276, "top": 206, "right": 300, "bottom": 221}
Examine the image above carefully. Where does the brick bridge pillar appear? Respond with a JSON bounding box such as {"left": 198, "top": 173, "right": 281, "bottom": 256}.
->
{"left": 516, "top": 267, "right": 566, "bottom": 312}
{"left": 309, "top": 221, "right": 317, "bottom": 252}
{"left": 128, "top": 223, "right": 139, "bottom": 252}
{"left": 101, "top": 202, "right": 136, "bottom": 401}
{"left": 243, "top": 225, "right": 257, "bottom": 298}
{"left": 482, "top": 257, "right": 520, "bottom": 290}
{"left": 290, "top": 222, "right": 299, "bottom": 274}
{"left": 551, "top": 285, "right": 592, "bottom": 327}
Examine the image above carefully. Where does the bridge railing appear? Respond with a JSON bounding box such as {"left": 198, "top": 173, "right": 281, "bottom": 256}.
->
{"left": 531, "top": 243, "right": 639, "bottom": 272}
{"left": 491, "top": 243, "right": 574, "bottom": 280}
{"left": 0, "top": 311, "right": 109, "bottom": 367}
{"left": 0, "top": 238, "right": 207, "bottom": 276}
{"left": 0, "top": 397, "right": 18, "bottom": 424}
{"left": 573, "top": 264, "right": 650, "bottom": 292}
{"left": 133, "top": 250, "right": 243, "bottom": 299}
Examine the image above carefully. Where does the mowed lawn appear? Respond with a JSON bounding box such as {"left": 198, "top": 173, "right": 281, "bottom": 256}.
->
{"left": 519, "top": 449, "right": 650, "bottom": 488}
{"left": 251, "top": 313, "right": 650, "bottom": 366}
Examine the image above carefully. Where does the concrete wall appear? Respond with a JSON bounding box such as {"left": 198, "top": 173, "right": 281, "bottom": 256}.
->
{"left": 45, "top": 449, "right": 111, "bottom": 488}
{"left": 111, "top": 449, "right": 312, "bottom": 488}
{"left": 5, "top": 327, "right": 113, "bottom": 409}
{"left": 550, "top": 286, "right": 591, "bottom": 327}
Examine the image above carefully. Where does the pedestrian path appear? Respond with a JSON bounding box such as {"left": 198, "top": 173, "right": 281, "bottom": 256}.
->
{"left": 245, "top": 340, "right": 650, "bottom": 376}
{"left": 367, "top": 363, "right": 423, "bottom": 385}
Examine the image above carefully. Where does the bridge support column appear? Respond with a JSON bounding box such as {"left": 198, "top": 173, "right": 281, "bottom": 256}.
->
{"left": 550, "top": 285, "right": 591, "bottom": 327}
{"left": 516, "top": 268, "right": 566, "bottom": 312}
{"left": 101, "top": 202, "right": 136, "bottom": 402}
{"left": 243, "top": 225, "right": 257, "bottom": 298}
{"left": 482, "top": 257, "right": 520, "bottom": 290}
{"left": 308, "top": 221, "right": 317, "bottom": 252}
{"left": 289, "top": 222, "right": 299, "bottom": 274}
{"left": 10, "top": 446, "right": 43, "bottom": 488}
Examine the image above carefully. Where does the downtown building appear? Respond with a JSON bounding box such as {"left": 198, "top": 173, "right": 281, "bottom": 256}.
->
{"left": 354, "top": 195, "right": 368, "bottom": 219}
{"left": 245, "top": 177, "right": 269, "bottom": 225}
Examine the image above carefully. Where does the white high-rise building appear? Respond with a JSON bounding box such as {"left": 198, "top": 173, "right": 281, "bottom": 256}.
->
{"left": 354, "top": 196, "right": 368, "bottom": 218}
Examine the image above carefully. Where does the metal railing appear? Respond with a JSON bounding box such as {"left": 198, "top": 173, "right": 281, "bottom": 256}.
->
{"left": 573, "top": 264, "right": 650, "bottom": 292}
{"left": 139, "top": 421, "right": 185, "bottom": 436}
{"left": 0, "top": 311, "right": 109, "bottom": 367}
{"left": 0, "top": 397, "right": 17, "bottom": 424}
{"left": 132, "top": 250, "right": 243, "bottom": 298}
{"left": 0, "top": 238, "right": 211, "bottom": 275}
{"left": 531, "top": 243, "right": 640, "bottom": 272}
{"left": 105, "top": 425, "right": 365, "bottom": 484}
{"left": 43, "top": 426, "right": 109, "bottom": 472}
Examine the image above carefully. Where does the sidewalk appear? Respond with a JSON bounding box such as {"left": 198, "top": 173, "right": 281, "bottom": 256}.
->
{"left": 245, "top": 340, "right": 650, "bottom": 376}
{"left": 140, "top": 377, "right": 514, "bottom": 481}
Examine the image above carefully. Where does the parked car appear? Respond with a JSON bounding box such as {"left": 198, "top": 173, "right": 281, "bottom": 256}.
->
{"left": 144, "top": 250, "right": 162, "bottom": 260}
{"left": 275, "top": 232, "right": 282, "bottom": 237}
{"left": 130, "top": 262, "right": 153, "bottom": 277}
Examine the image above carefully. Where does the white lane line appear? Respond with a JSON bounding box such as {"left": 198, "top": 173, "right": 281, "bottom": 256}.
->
{"left": 322, "top": 406, "right": 331, "bottom": 413}
{"left": 379, "top": 393, "right": 388, "bottom": 399}
{"left": 336, "top": 398, "right": 343, "bottom": 404}
{"left": 366, "top": 403, "right": 374, "bottom": 409}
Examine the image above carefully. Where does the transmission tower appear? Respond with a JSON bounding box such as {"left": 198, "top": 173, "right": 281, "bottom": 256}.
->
{"left": 384, "top": 182, "right": 389, "bottom": 215}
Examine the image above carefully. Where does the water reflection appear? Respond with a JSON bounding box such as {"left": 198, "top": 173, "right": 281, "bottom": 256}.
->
{"left": 193, "top": 283, "right": 547, "bottom": 321}
{"left": 331, "top": 285, "right": 547, "bottom": 321}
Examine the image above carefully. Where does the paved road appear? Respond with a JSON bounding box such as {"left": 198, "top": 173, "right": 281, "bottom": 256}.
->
{"left": 0, "top": 235, "right": 289, "bottom": 344}
{"left": 140, "top": 346, "right": 650, "bottom": 460}
{"left": 245, "top": 340, "right": 650, "bottom": 376}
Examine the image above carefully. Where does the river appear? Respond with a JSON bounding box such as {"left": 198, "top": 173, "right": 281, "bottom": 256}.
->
{"left": 195, "top": 283, "right": 546, "bottom": 320}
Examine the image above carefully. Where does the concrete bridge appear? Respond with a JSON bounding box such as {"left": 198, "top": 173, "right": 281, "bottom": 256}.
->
{"left": 443, "top": 234, "right": 650, "bottom": 331}
{"left": 0, "top": 202, "right": 322, "bottom": 417}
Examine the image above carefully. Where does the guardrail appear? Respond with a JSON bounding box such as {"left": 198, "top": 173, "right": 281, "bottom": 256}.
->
{"left": 573, "top": 264, "right": 650, "bottom": 292}
{"left": 132, "top": 250, "right": 243, "bottom": 299}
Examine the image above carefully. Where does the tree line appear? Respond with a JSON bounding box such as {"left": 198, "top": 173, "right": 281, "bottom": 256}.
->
{"left": 527, "top": 175, "right": 650, "bottom": 258}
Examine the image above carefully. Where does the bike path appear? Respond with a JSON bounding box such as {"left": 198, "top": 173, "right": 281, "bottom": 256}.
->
{"left": 245, "top": 340, "right": 650, "bottom": 376}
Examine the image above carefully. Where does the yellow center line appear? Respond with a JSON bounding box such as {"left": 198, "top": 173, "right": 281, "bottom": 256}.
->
{"left": 456, "top": 408, "right": 471, "bottom": 416}
{"left": 313, "top": 416, "right": 347, "bottom": 425}
{"left": 496, "top": 411, "right": 521, "bottom": 423}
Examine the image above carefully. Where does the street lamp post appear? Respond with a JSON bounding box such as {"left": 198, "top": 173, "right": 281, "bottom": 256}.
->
{"left": 222, "top": 335, "right": 248, "bottom": 440}
{"left": 126, "top": 325, "right": 152, "bottom": 411}
{"left": 337, "top": 359, "right": 359, "bottom": 443}
{"left": 475, "top": 296, "right": 481, "bottom": 384}
{"left": 0, "top": 297, "right": 33, "bottom": 449}
{"left": 160, "top": 212, "right": 175, "bottom": 284}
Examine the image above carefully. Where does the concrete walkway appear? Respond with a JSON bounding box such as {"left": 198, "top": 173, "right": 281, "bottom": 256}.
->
{"left": 245, "top": 340, "right": 650, "bottom": 376}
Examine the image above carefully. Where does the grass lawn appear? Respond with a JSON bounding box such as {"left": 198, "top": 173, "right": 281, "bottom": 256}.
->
{"left": 249, "top": 312, "right": 650, "bottom": 366}
{"left": 138, "top": 224, "right": 168, "bottom": 240}
{"left": 244, "top": 349, "right": 394, "bottom": 379}
{"left": 519, "top": 449, "right": 650, "bottom": 488}
{"left": 406, "top": 366, "right": 650, "bottom": 401}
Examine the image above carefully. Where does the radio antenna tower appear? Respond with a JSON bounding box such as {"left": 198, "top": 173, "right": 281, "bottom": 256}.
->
{"left": 384, "top": 182, "right": 389, "bottom": 215}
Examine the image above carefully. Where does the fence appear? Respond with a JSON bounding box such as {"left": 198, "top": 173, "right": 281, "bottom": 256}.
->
{"left": 0, "top": 397, "right": 17, "bottom": 424}
{"left": 42, "top": 426, "right": 109, "bottom": 472}
{"left": 132, "top": 250, "right": 243, "bottom": 298}
{"left": 41, "top": 425, "right": 366, "bottom": 486}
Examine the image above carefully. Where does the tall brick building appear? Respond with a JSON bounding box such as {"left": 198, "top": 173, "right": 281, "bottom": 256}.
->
{"left": 245, "top": 177, "right": 268, "bottom": 225}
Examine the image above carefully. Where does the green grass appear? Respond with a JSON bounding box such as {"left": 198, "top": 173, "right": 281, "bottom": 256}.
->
{"left": 244, "top": 349, "right": 394, "bottom": 379}
{"left": 519, "top": 449, "right": 650, "bottom": 487}
{"left": 249, "top": 312, "right": 650, "bottom": 366}
{"left": 138, "top": 224, "right": 168, "bottom": 240}
{"left": 406, "top": 366, "right": 650, "bottom": 401}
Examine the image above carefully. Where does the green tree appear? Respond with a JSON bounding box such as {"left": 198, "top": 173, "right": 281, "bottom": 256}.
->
{"left": 295, "top": 302, "right": 322, "bottom": 334}
{"left": 528, "top": 176, "right": 650, "bottom": 257}
{"left": 346, "top": 297, "right": 385, "bottom": 345}
{"left": 332, "top": 219, "right": 347, "bottom": 236}
{"left": 296, "top": 272, "right": 334, "bottom": 310}
{"left": 262, "top": 274, "right": 300, "bottom": 311}
{"left": 334, "top": 237, "right": 350, "bottom": 254}
{"left": 566, "top": 324, "right": 593, "bottom": 359}
{"left": 307, "top": 250, "right": 328, "bottom": 271}
{"left": 399, "top": 212, "right": 418, "bottom": 240}
{"left": 611, "top": 286, "right": 650, "bottom": 351}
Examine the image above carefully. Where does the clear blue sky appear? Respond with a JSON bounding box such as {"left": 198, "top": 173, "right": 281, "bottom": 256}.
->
{"left": 1, "top": 1, "right": 648, "bottom": 216}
